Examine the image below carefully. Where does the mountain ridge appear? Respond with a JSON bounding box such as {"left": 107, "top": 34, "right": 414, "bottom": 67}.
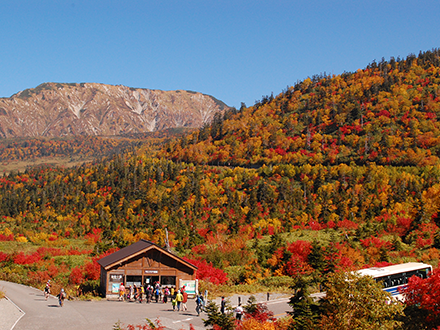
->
{"left": 0, "top": 82, "right": 230, "bottom": 138}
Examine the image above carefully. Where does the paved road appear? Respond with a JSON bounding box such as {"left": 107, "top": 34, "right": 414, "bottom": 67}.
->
{"left": 0, "top": 281, "right": 291, "bottom": 330}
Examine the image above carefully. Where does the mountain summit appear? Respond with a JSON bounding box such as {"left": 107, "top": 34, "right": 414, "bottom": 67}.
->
{"left": 0, "top": 83, "right": 229, "bottom": 138}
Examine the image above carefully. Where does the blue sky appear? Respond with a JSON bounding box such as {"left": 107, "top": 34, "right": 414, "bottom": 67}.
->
{"left": 1, "top": 0, "right": 440, "bottom": 108}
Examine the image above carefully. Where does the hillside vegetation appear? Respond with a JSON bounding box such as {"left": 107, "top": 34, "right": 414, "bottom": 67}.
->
{"left": 1, "top": 49, "right": 440, "bottom": 301}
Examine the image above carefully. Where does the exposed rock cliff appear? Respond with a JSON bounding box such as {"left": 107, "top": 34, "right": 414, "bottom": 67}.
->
{"left": 0, "top": 83, "right": 229, "bottom": 138}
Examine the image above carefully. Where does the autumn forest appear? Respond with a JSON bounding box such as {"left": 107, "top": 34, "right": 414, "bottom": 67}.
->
{"left": 2, "top": 49, "right": 440, "bottom": 329}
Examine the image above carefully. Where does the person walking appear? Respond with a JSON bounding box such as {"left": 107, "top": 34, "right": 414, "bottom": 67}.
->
{"left": 119, "top": 283, "right": 125, "bottom": 301}
{"left": 195, "top": 294, "right": 204, "bottom": 316}
{"left": 175, "top": 290, "right": 183, "bottom": 311}
{"left": 57, "top": 288, "right": 66, "bottom": 307}
{"left": 182, "top": 289, "right": 188, "bottom": 311}
{"left": 44, "top": 280, "right": 51, "bottom": 300}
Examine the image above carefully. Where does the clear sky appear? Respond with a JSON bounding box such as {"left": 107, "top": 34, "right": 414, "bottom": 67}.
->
{"left": 1, "top": 0, "right": 440, "bottom": 108}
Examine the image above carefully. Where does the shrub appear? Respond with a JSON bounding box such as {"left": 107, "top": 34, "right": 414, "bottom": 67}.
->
{"left": 28, "top": 270, "right": 50, "bottom": 285}
{"left": 13, "top": 252, "right": 41, "bottom": 265}
{"left": 0, "top": 234, "right": 14, "bottom": 241}
{"left": 184, "top": 257, "right": 228, "bottom": 285}
{"left": 0, "top": 252, "right": 9, "bottom": 263}
{"left": 69, "top": 266, "right": 85, "bottom": 285}
{"left": 84, "top": 260, "right": 100, "bottom": 281}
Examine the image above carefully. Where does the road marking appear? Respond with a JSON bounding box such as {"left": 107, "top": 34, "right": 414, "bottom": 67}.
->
{"left": 265, "top": 298, "right": 290, "bottom": 305}
{"left": 274, "top": 312, "right": 287, "bottom": 317}
{"left": 173, "top": 317, "right": 193, "bottom": 324}
{"left": 6, "top": 295, "right": 26, "bottom": 330}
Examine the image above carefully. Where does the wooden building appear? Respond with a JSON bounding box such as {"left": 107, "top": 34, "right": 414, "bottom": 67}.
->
{"left": 98, "top": 239, "right": 197, "bottom": 299}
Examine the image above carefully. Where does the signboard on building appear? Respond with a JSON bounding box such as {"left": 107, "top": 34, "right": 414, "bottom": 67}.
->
{"left": 179, "top": 279, "right": 198, "bottom": 297}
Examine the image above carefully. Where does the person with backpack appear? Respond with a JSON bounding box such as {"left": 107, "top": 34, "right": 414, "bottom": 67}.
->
{"left": 163, "top": 287, "right": 169, "bottom": 303}
{"left": 146, "top": 285, "right": 152, "bottom": 303}
{"left": 175, "top": 290, "right": 183, "bottom": 311}
{"left": 44, "top": 280, "right": 51, "bottom": 300}
{"left": 155, "top": 285, "right": 160, "bottom": 303}
{"left": 57, "top": 288, "right": 66, "bottom": 307}
{"left": 181, "top": 289, "right": 188, "bottom": 311}
{"left": 195, "top": 294, "right": 204, "bottom": 316}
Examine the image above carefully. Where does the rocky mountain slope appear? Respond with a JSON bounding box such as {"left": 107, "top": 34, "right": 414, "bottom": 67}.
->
{"left": 0, "top": 83, "right": 230, "bottom": 138}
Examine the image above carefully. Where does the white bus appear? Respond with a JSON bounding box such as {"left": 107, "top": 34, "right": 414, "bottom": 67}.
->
{"left": 357, "top": 262, "right": 432, "bottom": 300}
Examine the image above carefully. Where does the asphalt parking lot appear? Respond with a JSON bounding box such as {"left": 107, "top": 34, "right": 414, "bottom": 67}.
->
{"left": 0, "top": 280, "right": 291, "bottom": 330}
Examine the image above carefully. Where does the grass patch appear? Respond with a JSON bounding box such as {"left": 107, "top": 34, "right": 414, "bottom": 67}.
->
{"left": 246, "top": 228, "right": 346, "bottom": 250}
{"left": 0, "top": 241, "right": 36, "bottom": 254}
{"left": 0, "top": 287, "right": 5, "bottom": 299}
{"left": 0, "top": 156, "right": 94, "bottom": 175}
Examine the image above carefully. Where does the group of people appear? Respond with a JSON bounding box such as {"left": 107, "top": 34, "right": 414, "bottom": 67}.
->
{"left": 118, "top": 282, "right": 177, "bottom": 304}
{"left": 44, "top": 280, "right": 66, "bottom": 307}
{"left": 117, "top": 282, "right": 206, "bottom": 315}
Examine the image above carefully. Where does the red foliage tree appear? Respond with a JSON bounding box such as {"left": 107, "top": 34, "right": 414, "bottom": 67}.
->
{"left": 183, "top": 257, "right": 228, "bottom": 285}
{"left": 401, "top": 268, "right": 440, "bottom": 327}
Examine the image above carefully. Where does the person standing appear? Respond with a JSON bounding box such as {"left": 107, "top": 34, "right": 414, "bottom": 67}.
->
{"left": 139, "top": 285, "right": 144, "bottom": 303}
{"left": 163, "top": 287, "right": 169, "bottom": 303}
{"left": 220, "top": 296, "right": 226, "bottom": 314}
{"left": 146, "top": 285, "right": 151, "bottom": 303}
{"left": 155, "top": 285, "right": 160, "bottom": 303}
{"left": 235, "top": 303, "right": 243, "bottom": 322}
{"left": 128, "top": 285, "right": 133, "bottom": 301}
